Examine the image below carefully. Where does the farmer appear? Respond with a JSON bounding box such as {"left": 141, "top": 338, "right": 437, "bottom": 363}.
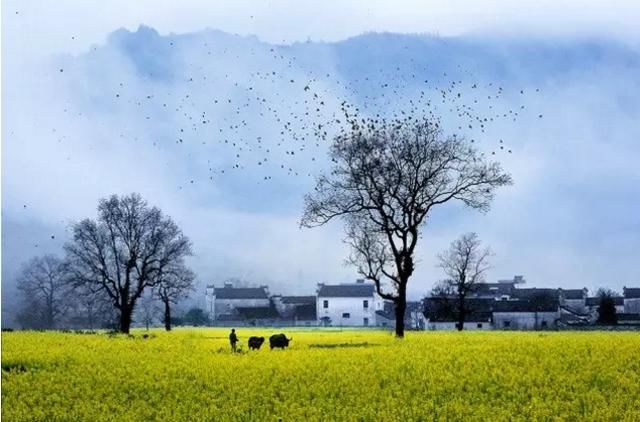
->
{"left": 229, "top": 328, "right": 238, "bottom": 352}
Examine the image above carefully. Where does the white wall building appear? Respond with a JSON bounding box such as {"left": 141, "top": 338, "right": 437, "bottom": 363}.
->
{"left": 316, "top": 280, "right": 382, "bottom": 327}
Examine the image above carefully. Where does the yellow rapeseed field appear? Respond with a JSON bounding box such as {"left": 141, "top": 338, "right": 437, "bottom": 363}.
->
{"left": 2, "top": 329, "right": 639, "bottom": 421}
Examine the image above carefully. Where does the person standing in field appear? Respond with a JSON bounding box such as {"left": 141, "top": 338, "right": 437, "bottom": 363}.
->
{"left": 229, "top": 328, "right": 238, "bottom": 352}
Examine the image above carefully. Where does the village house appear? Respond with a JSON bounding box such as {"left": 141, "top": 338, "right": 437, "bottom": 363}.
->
{"left": 316, "top": 280, "right": 382, "bottom": 327}
{"left": 424, "top": 277, "right": 563, "bottom": 330}
{"left": 491, "top": 299, "right": 560, "bottom": 329}
{"left": 623, "top": 287, "right": 640, "bottom": 313}
{"left": 423, "top": 298, "right": 493, "bottom": 330}
{"left": 205, "top": 282, "right": 271, "bottom": 323}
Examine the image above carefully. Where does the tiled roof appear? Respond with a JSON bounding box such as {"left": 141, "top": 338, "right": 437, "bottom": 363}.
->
{"left": 214, "top": 286, "right": 268, "bottom": 299}
{"left": 424, "top": 297, "right": 495, "bottom": 322}
{"left": 281, "top": 296, "right": 316, "bottom": 304}
{"left": 426, "top": 296, "right": 558, "bottom": 314}
{"left": 623, "top": 288, "right": 640, "bottom": 299}
{"left": 317, "top": 284, "right": 375, "bottom": 298}
{"left": 560, "top": 289, "right": 586, "bottom": 300}
{"left": 511, "top": 288, "right": 559, "bottom": 300}
{"left": 492, "top": 299, "right": 558, "bottom": 313}
{"left": 426, "top": 311, "right": 493, "bottom": 323}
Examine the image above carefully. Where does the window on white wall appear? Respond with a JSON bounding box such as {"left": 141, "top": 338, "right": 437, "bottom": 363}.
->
{"left": 363, "top": 300, "right": 369, "bottom": 309}
{"left": 323, "top": 300, "right": 328, "bottom": 309}
{"left": 342, "top": 313, "right": 350, "bottom": 318}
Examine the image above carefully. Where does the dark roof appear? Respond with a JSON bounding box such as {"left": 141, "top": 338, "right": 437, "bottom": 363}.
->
{"left": 427, "top": 311, "right": 493, "bottom": 323}
{"left": 511, "top": 288, "right": 559, "bottom": 300}
{"left": 293, "top": 304, "right": 317, "bottom": 320}
{"left": 424, "top": 297, "right": 495, "bottom": 322}
{"left": 492, "top": 299, "right": 558, "bottom": 313}
{"left": 586, "top": 296, "right": 624, "bottom": 306}
{"left": 623, "top": 288, "right": 640, "bottom": 299}
{"left": 425, "top": 296, "right": 558, "bottom": 314}
{"left": 214, "top": 287, "right": 268, "bottom": 300}
{"left": 235, "top": 306, "right": 279, "bottom": 319}
{"left": 317, "top": 284, "right": 375, "bottom": 298}
{"left": 560, "top": 289, "right": 586, "bottom": 300}
{"left": 280, "top": 296, "right": 316, "bottom": 305}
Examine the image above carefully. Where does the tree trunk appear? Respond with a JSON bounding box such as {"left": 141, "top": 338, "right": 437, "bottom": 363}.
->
{"left": 164, "top": 300, "right": 172, "bottom": 331}
{"left": 457, "top": 295, "right": 465, "bottom": 331}
{"left": 119, "top": 306, "right": 133, "bottom": 334}
{"left": 394, "top": 283, "right": 407, "bottom": 338}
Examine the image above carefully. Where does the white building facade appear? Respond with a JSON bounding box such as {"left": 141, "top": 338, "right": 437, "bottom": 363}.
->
{"left": 316, "top": 280, "right": 382, "bottom": 327}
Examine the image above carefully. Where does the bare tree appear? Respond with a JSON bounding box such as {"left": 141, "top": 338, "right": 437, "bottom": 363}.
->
{"left": 155, "top": 265, "right": 195, "bottom": 331}
{"left": 15, "top": 254, "right": 70, "bottom": 329}
{"left": 436, "top": 232, "right": 492, "bottom": 331}
{"left": 66, "top": 285, "right": 116, "bottom": 330}
{"left": 137, "top": 292, "right": 159, "bottom": 331}
{"left": 301, "top": 116, "right": 511, "bottom": 337}
{"left": 65, "top": 193, "right": 192, "bottom": 333}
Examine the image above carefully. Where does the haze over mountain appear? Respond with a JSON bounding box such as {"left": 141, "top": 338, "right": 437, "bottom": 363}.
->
{"left": 3, "top": 22, "right": 640, "bottom": 323}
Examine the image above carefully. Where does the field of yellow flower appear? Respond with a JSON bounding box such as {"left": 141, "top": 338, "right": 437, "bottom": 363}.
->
{"left": 2, "top": 328, "right": 639, "bottom": 421}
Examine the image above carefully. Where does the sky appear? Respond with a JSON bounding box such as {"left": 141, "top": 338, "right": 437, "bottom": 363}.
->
{"left": 2, "top": 1, "right": 640, "bottom": 323}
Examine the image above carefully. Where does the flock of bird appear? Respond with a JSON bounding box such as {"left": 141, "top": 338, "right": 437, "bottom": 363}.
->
{"left": 18, "top": 27, "right": 544, "bottom": 246}
{"left": 49, "top": 32, "right": 544, "bottom": 186}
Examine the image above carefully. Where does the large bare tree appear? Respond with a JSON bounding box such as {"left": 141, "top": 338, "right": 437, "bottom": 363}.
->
{"left": 155, "top": 265, "right": 195, "bottom": 331}
{"left": 436, "top": 232, "right": 492, "bottom": 331}
{"left": 65, "top": 193, "right": 192, "bottom": 333}
{"left": 302, "top": 116, "right": 511, "bottom": 337}
{"left": 16, "top": 254, "right": 70, "bottom": 329}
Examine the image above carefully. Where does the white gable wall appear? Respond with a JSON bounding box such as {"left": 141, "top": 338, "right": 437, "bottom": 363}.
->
{"left": 317, "top": 296, "right": 378, "bottom": 326}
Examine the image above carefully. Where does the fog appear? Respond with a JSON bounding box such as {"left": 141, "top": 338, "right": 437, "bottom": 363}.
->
{"left": 3, "top": 4, "right": 640, "bottom": 324}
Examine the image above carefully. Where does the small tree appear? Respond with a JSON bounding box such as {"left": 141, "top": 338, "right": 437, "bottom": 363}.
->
{"left": 529, "top": 291, "right": 559, "bottom": 329}
{"left": 15, "top": 254, "right": 70, "bottom": 329}
{"left": 302, "top": 116, "right": 511, "bottom": 337}
{"left": 436, "top": 233, "right": 492, "bottom": 331}
{"left": 65, "top": 193, "right": 192, "bottom": 333}
{"left": 155, "top": 265, "right": 195, "bottom": 331}
{"left": 66, "top": 285, "right": 116, "bottom": 330}
{"left": 596, "top": 288, "right": 618, "bottom": 325}
{"left": 137, "top": 292, "right": 159, "bottom": 330}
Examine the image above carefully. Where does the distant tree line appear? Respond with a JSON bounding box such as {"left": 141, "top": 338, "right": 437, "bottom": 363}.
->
{"left": 14, "top": 193, "right": 198, "bottom": 333}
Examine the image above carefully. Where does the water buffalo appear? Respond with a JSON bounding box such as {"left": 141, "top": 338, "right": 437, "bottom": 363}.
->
{"left": 269, "top": 333, "right": 292, "bottom": 350}
{"left": 248, "top": 336, "right": 265, "bottom": 350}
